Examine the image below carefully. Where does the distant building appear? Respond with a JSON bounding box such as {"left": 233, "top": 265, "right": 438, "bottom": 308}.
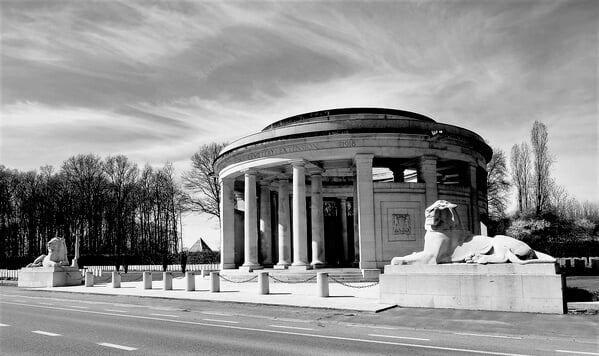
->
{"left": 214, "top": 108, "right": 492, "bottom": 272}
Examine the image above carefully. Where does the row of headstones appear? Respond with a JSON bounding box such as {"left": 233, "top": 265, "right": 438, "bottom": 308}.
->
{"left": 84, "top": 271, "right": 332, "bottom": 297}
{"left": 556, "top": 257, "right": 599, "bottom": 270}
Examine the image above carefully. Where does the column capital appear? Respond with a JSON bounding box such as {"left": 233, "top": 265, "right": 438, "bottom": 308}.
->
{"left": 243, "top": 168, "right": 258, "bottom": 176}
{"left": 291, "top": 160, "right": 305, "bottom": 168}
{"left": 354, "top": 153, "right": 374, "bottom": 164}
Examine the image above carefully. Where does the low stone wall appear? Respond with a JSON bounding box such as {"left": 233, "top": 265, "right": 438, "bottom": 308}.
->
{"left": 380, "top": 263, "right": 565, "bottom": 314}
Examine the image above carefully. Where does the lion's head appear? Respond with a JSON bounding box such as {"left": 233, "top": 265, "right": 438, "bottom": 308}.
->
{"left": 424, "top": 200, "right": 462, "bottom": 232}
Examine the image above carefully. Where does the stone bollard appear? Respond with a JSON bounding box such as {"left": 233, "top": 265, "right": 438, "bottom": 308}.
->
{"left": 163, "top": 271, "right": 172, "bottom": 290}
{"left": 111, "top": 271, "right": 121, "bottom": 288}
{"left": 210, "top": 271, "right": 220, "bottom": 293}
{"left": 85, "top": 271, "right": 94, "bottom": 287}
{"left": 317, "top": 272, "right": 329, "bottom": 297}
{"left": 186, "top": 272, "right": 195, "bottom": 291}
{"left": 258, "top": 272, "right": 269, "bottom": 295}
{"left": 143, "top": 271, "right": 152, "bottom": 290}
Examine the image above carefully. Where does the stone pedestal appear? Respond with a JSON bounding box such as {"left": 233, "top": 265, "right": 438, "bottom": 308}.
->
{"left": 18, "top": 266, "right": 82, "bottom": 288}
{"left": 380, "top": 263, "right": 566, "bottom": 314}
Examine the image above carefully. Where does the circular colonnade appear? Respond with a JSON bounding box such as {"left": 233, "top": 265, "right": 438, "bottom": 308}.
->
{"left": 214, "top": 108, "right": 492, "bottom": 271}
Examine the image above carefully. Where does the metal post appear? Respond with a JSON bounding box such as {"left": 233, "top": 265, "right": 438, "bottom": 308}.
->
{"left": 317, "top": 272, "right": 329, "bottom": 297}
{"left": 163, "top": 271, "right": 172, "bottom": 290}
{"left": 111, "top": 271, "right": 120, "bottom": 288}
{"left": 258, "top": 272, "right": 269, "bottom": 295}
{"left": 85, "top": 271, "right": 94, "bottom": 287}
{"left": 186, "top": 271, "right": 195, "bottom": 291}
{"left": 143, "top": 271, "right": 152, "bottom": 289}
{"left": 210, "top": 271, "right": 220, "bottom": 293}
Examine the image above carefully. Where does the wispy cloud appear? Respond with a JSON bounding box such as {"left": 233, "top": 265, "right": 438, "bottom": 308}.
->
{"left": 1, "top": 0, "right": 596, "bottom": 202}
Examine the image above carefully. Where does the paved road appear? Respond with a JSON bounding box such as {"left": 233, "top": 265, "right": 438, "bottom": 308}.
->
{"left": 1, "top": 288, "right": 597, "bottom": 356}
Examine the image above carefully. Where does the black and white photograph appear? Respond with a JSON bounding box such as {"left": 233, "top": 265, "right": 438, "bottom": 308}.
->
{"left": 1, "top": 1, "right": 597, "bottom": 355}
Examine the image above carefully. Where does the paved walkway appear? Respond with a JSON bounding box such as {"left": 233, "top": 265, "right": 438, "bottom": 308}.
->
{"left": 38, "top": 274, "right": 395, "bottom": 312}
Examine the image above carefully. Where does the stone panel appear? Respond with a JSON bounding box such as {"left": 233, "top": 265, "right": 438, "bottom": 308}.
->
{"left": 380, "top": 264, "right": 565, "bottom": 314}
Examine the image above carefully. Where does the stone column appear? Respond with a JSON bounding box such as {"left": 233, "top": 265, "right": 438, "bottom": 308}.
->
{"left": 419, "top": 155, "right": 438, "bottom": 207}
{"left": 275, "top": 177, "right": 291, "bottom": 269}
{"left": 469, "top": 163, "right": 481, "bottom": 234}
{"left": 340, "top": 198, "right": 349, "bottom": 264}
{"left": 259, "top": 182, "right": 273, "bottom": 266}
{"left": 352, "top": 174, "right": 360, "bottom": 266}
{"left": 242, "top": 170, "right": 261, "bottom": 270}
{"left": 310, "top": 172, "right": 325, "bottom": 266}
{"left": 291, "top": 162, "right": 309, "bottom": 268}
{"left": 220, "top": 177, "right": 236, "bottom": 269}
{"left": 354, "top": 154, "right": 377, "bottom": 269}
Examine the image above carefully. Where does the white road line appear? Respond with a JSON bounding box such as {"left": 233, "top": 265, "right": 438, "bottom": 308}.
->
{"left": 69, "top": 306, "right": 89, "bottom": 309}
{"left": 98, "top": 342, "right": 137, "bottom": 351}
{"left": 6, "top": 302, "right": 531, "bottom": 356}
{"left": 150, "top": 313, "right": 178, "bottom": 318}
{"left": 32, "top": 330, "right": 61, "bottom": 337}
{"left": 455, "top": 332, "right": 523, "bottom": 340}
{"left": 201, "top": 311, "right": 233, "bottom": 316}
{"left": 104, "top": 309, "right": 127, "bottom": 313}
{"left": 364, "top": 325, "right": 396, "bottom": 330}
{"left": 369, "top": 333, "right": 430, "bottom": 341}
{"left": 0, "top": 323, "right": 9, "bottom": 327}
{"left": 203, "top": 318, "right": 239, "bottom": 324}
{"left": 270, "top": 325, "right": 314, "bottom": 331}
{"left": 556, "top": 350, "right": 599, "bottom": 356}
{"left": 38, "top": 302, "right": 54, "bottom": 306}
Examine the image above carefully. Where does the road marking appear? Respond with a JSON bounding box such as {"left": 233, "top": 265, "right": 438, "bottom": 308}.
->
{"left": 203, "top": 318, "right": 239, "bottom": 324}
{"left": 38, "top": 302, "right": 54, "bottom": 306}
{"left": 269, "top": 324, "right": 314, "bottom": 331}
{"left": 364, "top": 325, "right": 396, "bottom": 330}
{"left": 201, "top": 311, "right": 233, "bottom": 316}
{"left": 69, "top": 305, "right": 89, "bottom": 309}
{"left": 369, "top": 333, "right": 430, "bottom": 341}
{"left": 0, "top": 323, "right": 9, "bottom": 327}
{"left": 455, "top": 332, "right": 523, "bottom": 340}
{"left": 104, "top": 309, "right": 127, "bottom": 313}
{"left": 5, "top": 302, "right": 531, "bottom": 356}
{"left": 556, "top": 351, "right": 599, "bottom": 356}
{"left": 98, "top": 342, "right": 137, "bottom": 351}
{"left": 150, "top": 313, "right": 178, "bottom": 318}
{"left": 32, "top": 330, "right": 61, "bottom": 336}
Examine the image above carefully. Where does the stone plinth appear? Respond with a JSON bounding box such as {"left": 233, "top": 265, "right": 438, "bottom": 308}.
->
{"left": 380, "top": 263, "right": 565, "bottom": 314}
{"left": 18, "top": 266, "right": 82, "bottom": 288}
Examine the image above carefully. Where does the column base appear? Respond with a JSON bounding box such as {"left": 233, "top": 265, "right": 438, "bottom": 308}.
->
{"left": 274, "top": 263, "right": 290, "bottom": 270}
{"left": 239, "top": 265, "right": 263, "bottom": 272}
{"left": 220, "top": 263, "right": 236, "bottom": 270}
{"left": 289, "top": 264, "right": 313, "bottom": 271}
{"left": 310, "top": 261, "right": 326, "bottom": 268}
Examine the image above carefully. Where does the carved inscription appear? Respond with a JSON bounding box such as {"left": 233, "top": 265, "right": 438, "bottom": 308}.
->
{"left": 340, "top": 139, "right": 356, "bottom": 148}
{"left": 392, "top": 214, "right": 411, "bottom": 235}
{"left": 245, "top": 143, "right": 319, "bottom": 160}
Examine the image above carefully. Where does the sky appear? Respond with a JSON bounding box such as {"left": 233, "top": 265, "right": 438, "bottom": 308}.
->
{"left": 1, "top": 0, "right": 597, "bottom": 250}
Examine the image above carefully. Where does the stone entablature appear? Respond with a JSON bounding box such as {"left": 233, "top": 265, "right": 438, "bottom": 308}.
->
{"left": 214, "top": 108, "right": 492, "bottom": 271}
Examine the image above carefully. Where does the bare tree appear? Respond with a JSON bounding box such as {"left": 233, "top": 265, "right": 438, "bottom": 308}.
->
{"left": 510, "top": 142, "right": 532, "bottom": 214}
{"left": 530, "top": 121, "right": 552, "bottom": 215}
{"left": 487, "top": 148, "right": 511, "bottom": 219}
{"left": 182, "top": 142, "right": 227, "bottom": 221}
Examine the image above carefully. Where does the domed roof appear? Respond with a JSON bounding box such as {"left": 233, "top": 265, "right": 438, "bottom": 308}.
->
{"left": 262, "top": 107, "right": 436, "bottom": 131}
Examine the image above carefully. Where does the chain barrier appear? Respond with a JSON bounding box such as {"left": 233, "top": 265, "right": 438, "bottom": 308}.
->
{"left": 267, "top": 275, "right": 317, "bottom": 284}
{"left": 328, "top": 275, "right": 379, "bottom": 289}
{"left": 217, "top": 274, "right": 258, "bottom": 283}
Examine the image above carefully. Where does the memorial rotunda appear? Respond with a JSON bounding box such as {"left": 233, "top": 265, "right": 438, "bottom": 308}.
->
{"left": 214, "top": 108, "right": 492, "bottom": 272}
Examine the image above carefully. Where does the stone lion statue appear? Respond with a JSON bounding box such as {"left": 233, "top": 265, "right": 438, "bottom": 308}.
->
{"left": 26, "top": 237, "right": 70, "bottom": 267}
{"left": 390, "top": 200, "right": 556, "bottom": 265}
